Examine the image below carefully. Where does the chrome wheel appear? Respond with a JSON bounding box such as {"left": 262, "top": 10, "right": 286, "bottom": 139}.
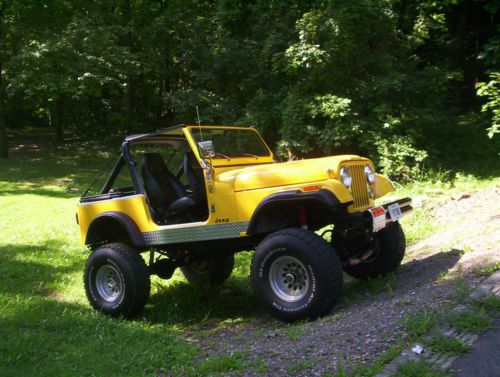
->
{"left": 269, "top": 256, "right": 310, "bottom": 302}
{"left": 95, "top": 264, "right": 124, "bottom": 302}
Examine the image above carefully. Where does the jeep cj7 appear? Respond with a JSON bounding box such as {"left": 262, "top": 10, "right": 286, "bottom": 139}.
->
{"left": 77, "top": 125, "right": 412, "bottom": 322}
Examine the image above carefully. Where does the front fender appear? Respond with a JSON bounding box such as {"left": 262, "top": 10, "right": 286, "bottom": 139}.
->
{"left": 373, "top": 173, "right": 396, "bottom": 199}
{"left": 246, "top": 189, "right": 346, "bottom": 235}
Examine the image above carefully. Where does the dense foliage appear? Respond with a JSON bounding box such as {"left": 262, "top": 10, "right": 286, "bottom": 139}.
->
{"left": 0, "top": 0, "right": 498, "bottom": 178}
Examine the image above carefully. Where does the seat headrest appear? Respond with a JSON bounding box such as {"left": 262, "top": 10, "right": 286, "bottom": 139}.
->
{"left": 141, "top": 153, "right": 166, "bottom": 173}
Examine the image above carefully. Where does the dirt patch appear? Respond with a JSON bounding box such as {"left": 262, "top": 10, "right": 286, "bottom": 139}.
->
{"left": 38, "top": 288, "right": 66, "bottom": 301}
{"left": 54, "top": 178, "right": 74, "bottom": 186}
{"left": 188, "top": 188, "right": 500, "bottom": 376}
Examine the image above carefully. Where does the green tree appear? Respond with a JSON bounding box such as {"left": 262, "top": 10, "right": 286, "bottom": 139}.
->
{"left": 0, "top": 0, "right": 498, "bottom": 173}
{"left": 477, "top": 72, "right": 500, "bottom": 138}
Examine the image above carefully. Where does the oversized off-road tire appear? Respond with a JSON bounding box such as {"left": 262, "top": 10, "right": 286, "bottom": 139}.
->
{"left": 180, "top": 252, "right": 234, "bottom": 285}
{"left": 251, "top": 228, "right": 343, "bottom": 322}
{"left": 84, "top": 243, "right": 151, "bottom": 318}
{"left": 343, "top": 222, "right": 406, "bottom": 280}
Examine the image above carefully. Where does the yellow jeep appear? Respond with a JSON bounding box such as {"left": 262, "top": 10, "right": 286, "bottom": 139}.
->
{"left": 77, "top": 125, "right": 412, "bottom": 322}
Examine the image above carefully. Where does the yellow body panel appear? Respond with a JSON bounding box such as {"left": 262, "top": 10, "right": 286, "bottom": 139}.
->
{"left": 373, "top": 173, "right": 395, "bottom": 198}
{"left": 77, "top": 195, "right": 154, "bottom": 242}
{"left": 77, "top": 125, "right": 397, "bottom": 244}
{"left": 234, "top": 179, "right": 353, "bottom": 221}
{"left": 218, "top": 155, "right": 359, "bottom": 192}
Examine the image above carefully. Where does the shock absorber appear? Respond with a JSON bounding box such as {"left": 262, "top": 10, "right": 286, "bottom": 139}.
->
{"left": 298, "top": 205, "right": 308, "bottom": 229}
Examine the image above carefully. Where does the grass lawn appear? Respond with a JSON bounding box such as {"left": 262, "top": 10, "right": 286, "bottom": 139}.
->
{"left": 1, "top": 134, "right": 498, "bottom": 376}
{"left": 0, "top": 140, "right": 257, "bottom": 376}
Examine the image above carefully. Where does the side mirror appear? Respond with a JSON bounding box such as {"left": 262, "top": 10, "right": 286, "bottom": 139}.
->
{"left": 198, "top": 140, "right": 215, "bottom": 158}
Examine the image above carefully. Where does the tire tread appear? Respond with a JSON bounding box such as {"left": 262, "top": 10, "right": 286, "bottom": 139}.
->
{"left": 84, "top": 243, "right": 150, "bottom": 318}
{"left": 343, "top": 222, "right": 406, "bottom": 280}
{"left": 251, "top": 228, "right": 343, "bottom": 322}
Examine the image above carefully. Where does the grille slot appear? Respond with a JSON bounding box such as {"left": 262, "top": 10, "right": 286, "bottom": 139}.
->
{"left": 347, "top": 163, "right": 370, "bottom": 208}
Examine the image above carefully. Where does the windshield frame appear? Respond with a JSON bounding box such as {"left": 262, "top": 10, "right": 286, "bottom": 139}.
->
{"left": 185, "top": 125, "right": 274, "bottom": 166}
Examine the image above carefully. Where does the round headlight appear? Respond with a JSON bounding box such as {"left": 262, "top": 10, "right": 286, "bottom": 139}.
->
{"left": 339, "top": 166, "right": 352, "bottom": 188}
{"left": 364, "top": 165, "right": 375, "bottom": 184}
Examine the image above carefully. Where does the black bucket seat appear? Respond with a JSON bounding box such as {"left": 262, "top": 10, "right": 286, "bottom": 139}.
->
{"left": 141, "top": 153, "right": 196, "bottom": 219}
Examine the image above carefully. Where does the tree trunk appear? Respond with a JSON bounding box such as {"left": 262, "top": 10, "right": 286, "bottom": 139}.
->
{"left": 123, "top": 0, "right": 135, "bottom": 133}
{"left": 0, "top": 4, "right": 8, "bottom": 159}
{"left": 0, "top": 61, "right": 8, "bottom": 158}
{"left": 53, "top": 97, "right": 64, "bottom": 142}
{"left": 454, "top": 0, "right": 472, "bottom": 107}
{"left": 0, "top": 88, "right": 7, "bottom": 158}
{"left": 396, "top": 0, "right": 408, "bottom": 32}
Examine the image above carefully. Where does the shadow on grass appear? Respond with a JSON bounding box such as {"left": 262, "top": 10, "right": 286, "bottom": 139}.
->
{"left": 0, "top": 150, "right": 116, "bottom": 198}
{"left": 0, "top": 291, "right": 193, "bottom": 377}
{"left": 1, "top": 248, "right": 465, "bottom": 376}
{"left": 0, "top": 241, "right": 465, "bottom": 331}
{"left": 147, "top": 249, "right": 465, "bottom": 326}
{"left": 0, "top": 241, "right": 84, "bottom": 297}
{"left": 146, "top": 253, "right": 261, "bottom": 326}
{"left": 0, "top": 239, "right": 196, "bottom": 376}
{"left": 0, "top": 237, "right": 260, "bottom": 330}
{"left": 145, "top": 277, "right": 261, "bottom": 327}
{"left": 0, "top": 189, "right": 80, "bottom": 199}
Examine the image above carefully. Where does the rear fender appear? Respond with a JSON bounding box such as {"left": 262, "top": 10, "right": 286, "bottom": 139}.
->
{"left": 85, "top": 212, "right": 144, "bottom": 247}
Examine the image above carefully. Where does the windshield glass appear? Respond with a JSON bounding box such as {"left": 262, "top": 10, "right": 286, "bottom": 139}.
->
{"left": 190, "top": 128, "right": 270, "bottom": 158}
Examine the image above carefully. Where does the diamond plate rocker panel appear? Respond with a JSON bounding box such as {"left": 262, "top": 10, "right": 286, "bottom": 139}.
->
{"left": 142, "top": 221, "right": 249, "bottom": 245}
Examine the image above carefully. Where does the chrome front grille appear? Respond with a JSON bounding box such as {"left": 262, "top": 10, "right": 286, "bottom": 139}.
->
{"left": 346, "top": 163, "right": 370, "bottom": 209}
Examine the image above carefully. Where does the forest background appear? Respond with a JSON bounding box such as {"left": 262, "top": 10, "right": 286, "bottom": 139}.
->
{"left": 0, "top": 0, "right": 499, "bottom": 179}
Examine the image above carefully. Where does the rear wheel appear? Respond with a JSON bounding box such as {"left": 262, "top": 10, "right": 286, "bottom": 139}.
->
{"left": 251, "top": 228, "right": 343, "bottom": 322}
{"left": 343, "top": 222, "right": 406, "bottom": 279}
{"left": 84, "top": 243, "right": 151, "bottom": 318}
{"left": 180, "top": 252, "right": 234, "bottom": 285}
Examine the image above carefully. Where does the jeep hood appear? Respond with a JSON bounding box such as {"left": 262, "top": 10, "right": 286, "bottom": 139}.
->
{"left": 218, "top": 155, "right": 367, "bottom": 192}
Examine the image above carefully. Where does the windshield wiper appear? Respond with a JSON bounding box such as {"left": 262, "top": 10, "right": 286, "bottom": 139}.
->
{"left": 235, "top": 153, "right": 259, "bottom": 159}
{"left": 213, "top": 152, "right": 231, "bottom": 160}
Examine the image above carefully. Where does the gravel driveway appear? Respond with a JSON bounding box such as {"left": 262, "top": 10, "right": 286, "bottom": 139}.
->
{"left": 189, "top": 188, "right": 500, "bottom": 376}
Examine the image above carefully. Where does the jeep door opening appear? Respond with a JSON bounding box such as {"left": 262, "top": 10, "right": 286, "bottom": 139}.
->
{"left": 77, "top": 125, "right": 412, "bottom": 322}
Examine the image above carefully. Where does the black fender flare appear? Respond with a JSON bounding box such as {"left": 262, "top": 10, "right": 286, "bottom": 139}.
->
{"left": 85, "top": 212, "right": 144, "bottom": 247}
{"left": 246, "top": 189, "right": 346, "bottom": 236}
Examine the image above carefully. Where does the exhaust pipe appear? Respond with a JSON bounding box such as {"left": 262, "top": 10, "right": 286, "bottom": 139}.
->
{"left": 347, "top": 248, "right": 375, "bottom": 266}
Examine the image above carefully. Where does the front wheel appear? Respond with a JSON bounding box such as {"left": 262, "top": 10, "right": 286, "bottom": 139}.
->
{"left": 251, "top": 228, "right": 343, "bottom": 322}
{"left": 343, "top": 222, "right": 406, "bottom": 280}
{"left": 84, "top": 243, "right": 151, "bottom": 318}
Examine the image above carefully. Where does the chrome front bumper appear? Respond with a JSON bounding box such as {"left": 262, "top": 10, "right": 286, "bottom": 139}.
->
{"left": 366, "top": 197, "right": 413, "bottom": 232}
